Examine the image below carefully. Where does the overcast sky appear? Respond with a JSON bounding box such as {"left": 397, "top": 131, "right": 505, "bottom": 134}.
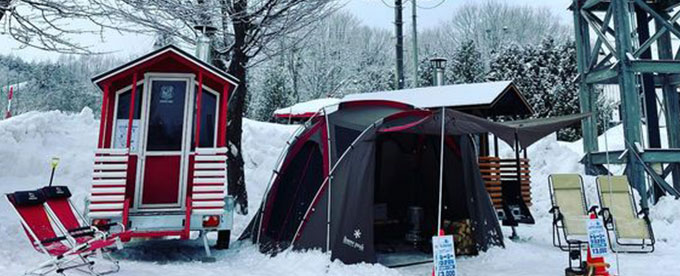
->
{"left": 0, "top": 0, "right": 573, "bottom": 61}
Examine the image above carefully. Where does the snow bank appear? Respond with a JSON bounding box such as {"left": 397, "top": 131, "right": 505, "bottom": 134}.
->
{"left": 0, "top": 110, "right": 396, "bottom": 275}
{"left": 1, "top": 109, "right": 679, "bottom": 275}
{"left": 0, "top": 109, "right": 99, "bottom": 273}
{"left": 238, "top": 119, "right": 298, "bottom": 233}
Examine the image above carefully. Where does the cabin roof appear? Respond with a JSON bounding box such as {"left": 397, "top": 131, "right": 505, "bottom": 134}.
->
{"left": 342, "top": 81, "right": 534, "bottom": 116}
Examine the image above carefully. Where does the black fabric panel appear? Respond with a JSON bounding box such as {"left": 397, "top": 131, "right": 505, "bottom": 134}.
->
{"left": 459, "top": 135, "right": 505, "bottom": 250}
{"left": 41, "top": 186, "right": 72, "bottom": 199}
{"left": 294, "top": 191, "right": 328, "bottom": 251}
{"left": 10, "top": 190, "right": 46, "bottom": 206}
{"left": 334, "top": 125, "right": 361, "bottom": 162}
{"left": 329, "top": 131, "right": 377, "bottom": 264}
{"left": 259, "top": 141, "right": 324, "bottom": 252}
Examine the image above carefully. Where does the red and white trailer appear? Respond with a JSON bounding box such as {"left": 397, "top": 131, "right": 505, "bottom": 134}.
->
{"left": 85, "top": 45, "right": 238, "bottom": 254}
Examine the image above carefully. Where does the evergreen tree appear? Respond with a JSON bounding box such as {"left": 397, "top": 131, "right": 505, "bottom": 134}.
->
{"left": 448, "top": 40, "right": 484, "bottom": 84}
{"left": 256, "top": 65, "right": 294, "bottom": 121}
{"left": 416, "top": 56, "right": 435, "bottom": 87}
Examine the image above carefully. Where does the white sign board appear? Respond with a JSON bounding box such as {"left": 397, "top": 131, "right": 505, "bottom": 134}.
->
{"left": 114, "top": 119, "right": 140, "bottom": 151}
{"left": 432, "top": 235, "right": 457, "bottom": 276}
{"left": 587, "top": 217, "right": 609, "bottom": 258}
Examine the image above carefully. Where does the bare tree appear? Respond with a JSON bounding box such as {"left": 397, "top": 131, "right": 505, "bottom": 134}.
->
{"left": 0, "top": 0, "right": 119, "bottom": 54}
{"left": 419, "top": 0, "right": 571, "bottom": 62}
{"left": 83, "top": 0, "right": 337, "bottom": 214}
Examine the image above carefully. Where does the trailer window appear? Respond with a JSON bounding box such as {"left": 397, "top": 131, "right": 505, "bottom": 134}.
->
{"left": 191, "top": 86, "right": 218, "bottom": 149}
{"left": 113, "top": 85, "right": 143, "bottom": 151}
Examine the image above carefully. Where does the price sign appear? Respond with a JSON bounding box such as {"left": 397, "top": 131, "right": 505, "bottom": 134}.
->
{"left": 114, "top": 119, "right": 140, "bottom": 151}
{"left": 587, "top": 217, "right": 609, "bottom": 257}
{"left": 432, "top": 235, "right": 457, "bottom": 276}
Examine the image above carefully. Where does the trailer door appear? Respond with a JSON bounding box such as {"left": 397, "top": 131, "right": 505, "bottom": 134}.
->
{"left": 136, "top": 77, "right": 193, "bottom": 210}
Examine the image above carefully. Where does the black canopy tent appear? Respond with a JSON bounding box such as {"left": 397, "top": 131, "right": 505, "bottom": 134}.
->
{"left": 241, "top": 103, "right": 588, "bottom": 265}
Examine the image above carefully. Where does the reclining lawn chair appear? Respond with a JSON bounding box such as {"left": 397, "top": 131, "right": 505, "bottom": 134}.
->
{"left": 6, "top": 189, "right": 122, "bottom": 275}
{"left": 41, "top": 186, "right": 132, "bottom": 243}
{"left": 596, "top": 175, "right": 655, "bottom": 253}
{"left": 549, "top": 174, "right": 591, "bottom": 252}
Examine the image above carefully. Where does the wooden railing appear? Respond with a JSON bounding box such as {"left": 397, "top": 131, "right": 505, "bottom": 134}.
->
{"left": 478, "top": 156, "right": 532, "bottom": 209}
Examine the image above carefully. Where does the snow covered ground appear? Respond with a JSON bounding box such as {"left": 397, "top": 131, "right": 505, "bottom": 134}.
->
{"left": 0, "top": 109, "right": 679, "bottom": 275}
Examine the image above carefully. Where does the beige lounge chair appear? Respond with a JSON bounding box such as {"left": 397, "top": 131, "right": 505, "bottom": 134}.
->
{"left": 549, "top": 174, "right": 590, "bottom": 251}
{"left": 596, "top": 175, "right": 655, "bottom": 253}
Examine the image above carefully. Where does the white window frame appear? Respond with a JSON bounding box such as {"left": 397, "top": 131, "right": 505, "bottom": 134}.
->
{"left": 134, "top": 73, "right": 196, "bottom": 211}
{"left": 110, "top": 80, "right": 146, "bottom": 154}
{"left": 190, "top": 84, "right": 220, "bottom": 152}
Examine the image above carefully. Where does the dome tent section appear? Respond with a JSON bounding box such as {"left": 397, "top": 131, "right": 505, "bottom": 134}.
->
{"left": 240, "top": 100, "right": 412, "bottom": 254}
{"left": 242, "top": 103, "right": 589, "bottom": 265}
{"left": 243, "top": 105, "right": 512, "bottom": 265}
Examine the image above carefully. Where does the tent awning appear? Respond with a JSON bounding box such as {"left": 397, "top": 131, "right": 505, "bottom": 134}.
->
{"left": 380, "top": 109, "right": 590, "bottom": 149}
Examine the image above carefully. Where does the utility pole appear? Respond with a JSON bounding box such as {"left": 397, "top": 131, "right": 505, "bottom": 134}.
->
{"left": 394, "top": 0, "right": 404, "bottom": 89}
{"left": 411, "top": 0, "right": 418, "bottom": 88}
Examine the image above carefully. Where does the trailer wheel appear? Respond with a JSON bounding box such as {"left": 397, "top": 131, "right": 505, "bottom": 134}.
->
{"left": 216, "top": 230, "right": 230, "bottom": 250}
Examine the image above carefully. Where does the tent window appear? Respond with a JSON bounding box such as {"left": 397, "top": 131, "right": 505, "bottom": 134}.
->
{"left": 113, "top": 85, "right": 143, "bottom": 151}
{"left": 334, "top": 126, "right": 361, "bottom": 157}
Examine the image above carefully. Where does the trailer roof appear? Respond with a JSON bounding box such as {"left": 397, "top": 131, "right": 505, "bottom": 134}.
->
{"left": 91, "top": 45, "right": 239, "bottom": 90}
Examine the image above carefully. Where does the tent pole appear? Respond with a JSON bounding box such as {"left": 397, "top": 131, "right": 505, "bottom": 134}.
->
{"left": 511, "top": 131, "right": 521, "bottom": 240}
{"left": 437, "top": 107, "right": 445, "bottom": 234}
{"left": 324, "top": 108, "right": 332, "bottom": 253}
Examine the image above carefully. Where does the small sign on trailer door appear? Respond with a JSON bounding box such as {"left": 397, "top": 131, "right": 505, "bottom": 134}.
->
{"left": 587, "top": 216, "right": 609, "bottom": 257}
{"left": 432, "top": 235, "right": 457, "bottom": 276}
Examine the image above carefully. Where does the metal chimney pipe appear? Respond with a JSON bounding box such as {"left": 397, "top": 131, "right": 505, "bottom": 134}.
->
{"left": 430, "top": 57, "right": 447, "bottom": 86}
{"left": 195, "top": 31, "right": 211, "bottom": 62}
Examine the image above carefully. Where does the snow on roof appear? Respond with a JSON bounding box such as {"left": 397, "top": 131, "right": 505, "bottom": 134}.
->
{"left": 342, "top": 81, "right": 516, "bottom": 109}
{"left": 273, "top": 98, "right": 341, "bottom": 117}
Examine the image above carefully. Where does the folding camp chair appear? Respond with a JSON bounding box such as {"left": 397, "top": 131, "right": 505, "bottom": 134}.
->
{"left": 41, "top": 186, "right": 131, "bottom": 243}
{"left": 596, "top": 175, "right": 655, "bottom": 253}
{"left": 548, "top": 174, "right": 591, "bottom": 252}
{"left": 6, "top": 189, "right": 122, "bottom": 275}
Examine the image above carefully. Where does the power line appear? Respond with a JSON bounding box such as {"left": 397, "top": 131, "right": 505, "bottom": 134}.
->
{"left": 416, "top": 0, "right": 445, "bottom": 9}
{"left": 380, "top": 0, "right": 410, "bottom": 9}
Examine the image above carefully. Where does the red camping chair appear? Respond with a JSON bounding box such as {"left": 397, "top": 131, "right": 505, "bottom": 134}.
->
{"left": 6, "top": 189, "right": 121, "bottom": 275}
{"left": 41, "top": 186, "right": 132, "bottom": 243}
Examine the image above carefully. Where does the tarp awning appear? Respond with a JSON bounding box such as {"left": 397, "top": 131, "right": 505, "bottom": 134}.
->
{"left": 380, "top": 109, "right": 590, "bottom": 149}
